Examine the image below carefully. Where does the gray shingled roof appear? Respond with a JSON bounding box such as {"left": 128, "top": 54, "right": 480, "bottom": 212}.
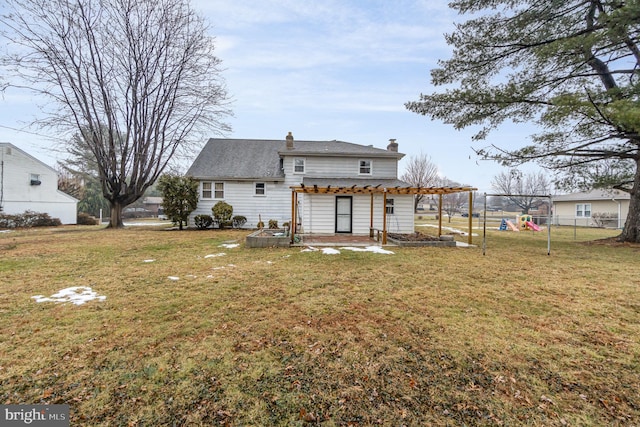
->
{"left": 186, "top": 139, "right": 286, "bottom": 180}
{"left": 280, "top": 140, "right": 404, "bottom": 158}
{"left": 553, "top": 189, "right": 630, "bottom": 201}
{"left": 186, "top": 138, "right": 404, "bottom": 180}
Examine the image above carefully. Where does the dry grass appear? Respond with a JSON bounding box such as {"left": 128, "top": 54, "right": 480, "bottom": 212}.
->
{"left": 1, "top": 223, "right": 639, "bottom": 426}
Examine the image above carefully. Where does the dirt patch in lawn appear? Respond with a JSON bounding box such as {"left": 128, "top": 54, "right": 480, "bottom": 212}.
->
{"left": 387, "top": 232, "right": 440, "bottom": 241}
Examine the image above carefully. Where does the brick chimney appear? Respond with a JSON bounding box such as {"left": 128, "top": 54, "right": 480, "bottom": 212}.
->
{"left": 286, "top": 131, "right": 294, "bottom": 149}
{"left": 387, "top": 138, "right": 398, "bottom": 152}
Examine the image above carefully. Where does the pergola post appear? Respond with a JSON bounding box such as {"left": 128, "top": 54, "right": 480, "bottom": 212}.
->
{"left": 438, "top": 193, "right": 443, "bottom": 237}
{"left": 290, "top": 190, "right": 296, "bottom": 244}
{"left": 382, "top": 190, "right": 387, "bottom": 244}
{"left": 369, "top": 193, "right": 374, "bottom": 238}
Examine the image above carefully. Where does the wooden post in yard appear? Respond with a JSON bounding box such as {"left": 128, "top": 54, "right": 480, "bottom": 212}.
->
{"left": 468, "top": 191, "right": 473, "bottom": 245}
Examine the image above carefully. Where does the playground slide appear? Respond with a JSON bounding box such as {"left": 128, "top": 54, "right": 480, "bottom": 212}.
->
{"left": 526, "top": 221, "right": 541, "bottom": 231}
{"left": 506, "top": 220, "right": 519, "bottom": 231}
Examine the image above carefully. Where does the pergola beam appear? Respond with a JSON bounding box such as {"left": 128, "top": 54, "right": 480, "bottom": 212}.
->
{"left": 290, "top": 185, "right": 476, "bottom": 195}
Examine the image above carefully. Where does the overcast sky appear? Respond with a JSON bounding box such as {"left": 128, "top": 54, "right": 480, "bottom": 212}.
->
{"left": 0, "top": 0, "right": 543, "bottom": 193}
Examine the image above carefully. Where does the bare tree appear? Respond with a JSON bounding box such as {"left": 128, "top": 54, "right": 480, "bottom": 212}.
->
{"left": 437, "top": 178, "right": 468, "bottom": 223}
{"left": 401, "top": 152, "right": 439, "bottom": 212}
{"left": 491, "top": 169, "right": 550, "bottom": 213}
{"left": 1, "top": 0, "right": 230, "bottom": 227}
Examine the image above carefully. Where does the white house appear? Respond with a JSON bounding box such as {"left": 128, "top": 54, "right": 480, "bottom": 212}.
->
{"left": 186, "top": 133, "right": 415, "bottom": 235}
{"left": 0, "top": 143, "right": 78, "bottom": 224}
{"left": 553, "top": 189, "right": 629, "bottom": 228}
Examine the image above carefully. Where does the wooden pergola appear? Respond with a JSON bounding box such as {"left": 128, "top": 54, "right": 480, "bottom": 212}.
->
{"left": 290, "top": 184, "right": 478, "bottom": 245}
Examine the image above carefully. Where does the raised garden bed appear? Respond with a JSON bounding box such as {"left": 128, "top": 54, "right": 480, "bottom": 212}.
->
{"left": 245, "top": 229, "right": 290, "bottom": 248}
{"left": 387, "top": 232, "right": 456, "bottom": 247}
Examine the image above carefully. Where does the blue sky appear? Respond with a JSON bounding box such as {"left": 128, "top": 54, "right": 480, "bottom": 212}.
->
{"left": 0, "top": 0, "right": 542, "bottom": 193}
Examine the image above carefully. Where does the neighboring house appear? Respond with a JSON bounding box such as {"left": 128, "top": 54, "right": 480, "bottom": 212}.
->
{"left": 0, "top": 143, "right": 78, "bottom": 224}
{"left": 142, "top": 196, "right": 163, "bottom": 216}
{"left": 186, "top": 133, "right": 415, "bottom": 234}
{"left": 553, "top": 189, "right": 629, "bottom": 228}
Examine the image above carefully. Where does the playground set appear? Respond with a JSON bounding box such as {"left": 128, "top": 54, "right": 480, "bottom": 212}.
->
{"left": 483, "top": 193, "right": 551, "bottom": 256}
{"left": 499, "top": 214, "right": 542, "bottom": 232}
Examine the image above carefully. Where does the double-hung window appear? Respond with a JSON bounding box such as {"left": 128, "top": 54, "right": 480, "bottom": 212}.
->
{"left": 255, "top": 182, "right": 266, "bottom": 196}
{"left": 576, "top": 203, "right": 591, "bottom": 217}
{"left": 202, "top": 182, "right": 224, "bottom": 199}
{"left": 202, "top": 182, "right": 212, "bottom": 199}
{"left": 359, "top": 159, "right": 372, "bottom": 175}
{"left": 214, "top": 182, "right": 224, "bottom": 199}
{"left": 294, "top": 158, "right": 305, "bottom": 174}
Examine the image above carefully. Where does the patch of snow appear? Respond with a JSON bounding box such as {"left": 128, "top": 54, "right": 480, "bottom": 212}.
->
{"left": 455, "top": 241, "right": 475, "bottom": 247}
{"left": 341, "top": 246, "right": 395, "bottom": 254}
{"left": 142, "top": 259, "right": 155, "bottom": 263}
{"left": 321, "top": 248, "right": 340, "bottom": 255}
{"left": 167, "top": 276, "right": 180, "bottom": 281}
{"left": 219, "top": 243, "right": 239, "bottom": 249}
{"left": 205, "top": 253, "right": 226, "bottom": 258}
{"left": 32, "top": 286, "right": 106, "bottom": 306}
{"left": 0, "top": 230, "right": 13, "bottom": 234}
{"left": 302, "top": 246, "right": 394, "bottom": 255}
{"left": 212, "top": 264, "right": 236, "bottom": 271}
{"left": 124, "top": 222, "right": 167, "bottom": 226}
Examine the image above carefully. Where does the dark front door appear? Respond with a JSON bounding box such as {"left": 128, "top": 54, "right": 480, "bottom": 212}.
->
{"left": 335, "top": 196, "right": 352, "bottom": 233}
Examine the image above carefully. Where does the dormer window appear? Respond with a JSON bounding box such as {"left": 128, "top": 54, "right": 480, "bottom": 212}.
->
{"left": 359, "top": 159, "right": 372, "bottom": 175}
{"left": 30, "top": 173, "right": 41, "bottom": 186}
{"left": 294, "top": 158, "right": 305, "bottom": 174}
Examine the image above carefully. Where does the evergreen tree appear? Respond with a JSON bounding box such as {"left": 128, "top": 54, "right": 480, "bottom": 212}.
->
{"left": 158, "top": 174, "right": 199, "bottom": 230}
{"left": 407, "top": 0, "right": 640, "bottom": 242}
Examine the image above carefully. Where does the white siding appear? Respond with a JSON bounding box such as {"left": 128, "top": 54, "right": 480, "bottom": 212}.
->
{"left": 553, "top": 199, "right": 629, "bottom": 227}
{"left": 283, "top": 155, "right": 398, "bottom": 179}
{"left": 190, "top": 180, "right": 292, "bottom": 228}
{"left": 1, "top": 144, "right": 77, "bottom": 224}
{"left": 301, "top": 193, "right": 414, "bottom": 234}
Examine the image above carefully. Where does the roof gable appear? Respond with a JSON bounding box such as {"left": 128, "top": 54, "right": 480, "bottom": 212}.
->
{"left": 0, "top": 142, "right": 57, "bottom": 174}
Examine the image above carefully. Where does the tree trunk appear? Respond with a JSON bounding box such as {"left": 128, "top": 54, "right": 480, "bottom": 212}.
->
{"left": 107, "top": 200, "right": 125, "bottom": 229}
{"left": 618, "top": 159, "right": 640, "bottom": 243}
{"left": 414, "top": 195, "right": 423, "bottom": 213}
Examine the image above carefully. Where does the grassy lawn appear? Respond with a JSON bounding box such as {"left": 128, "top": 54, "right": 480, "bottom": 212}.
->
{"left": 1, "top": 223, "right": 639, "bottom": 425}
